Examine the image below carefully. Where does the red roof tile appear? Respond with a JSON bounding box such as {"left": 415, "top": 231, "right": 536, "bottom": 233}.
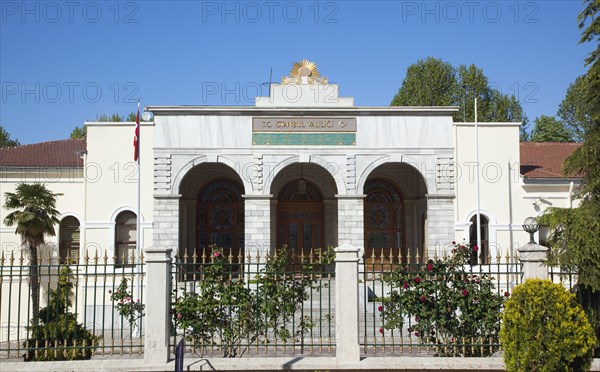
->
{"left": 0, "top": 139, "right": 86, "bottom": 167}
{"left": 520, "top": 142, "right": 582, "bottom": 179}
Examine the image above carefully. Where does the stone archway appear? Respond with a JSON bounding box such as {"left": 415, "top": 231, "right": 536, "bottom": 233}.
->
{"left": 363, "top": 163, "right": 428, "bottom": 262}
{"left": 270, "top": 163, "right": 338, "bottom": 255}
{"left": 178, "top": 163, "right": 245, "bottom": 259}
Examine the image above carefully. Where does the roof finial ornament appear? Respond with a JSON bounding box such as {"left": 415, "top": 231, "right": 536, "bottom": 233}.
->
{"left": 282, "top": 59, "right": 328, "bottom": 85}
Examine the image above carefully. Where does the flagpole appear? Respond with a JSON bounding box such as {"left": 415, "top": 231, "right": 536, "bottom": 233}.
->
{"left": 136, "top": 99, "right": 141, "bottom": 260}
{"left": 135, "top": 99, "right": 142, "bottom": 334}
{"left": 475, "top": 97, "right": 482, "bottom": 262}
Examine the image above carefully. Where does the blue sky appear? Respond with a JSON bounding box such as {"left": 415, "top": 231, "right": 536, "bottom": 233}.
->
{"left": 0, "top": 0, "right": 593, "bottom": 144}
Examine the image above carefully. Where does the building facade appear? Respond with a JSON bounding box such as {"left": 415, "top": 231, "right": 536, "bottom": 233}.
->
{"left": 0, "top": 61, "right": 581, "bottom": 264}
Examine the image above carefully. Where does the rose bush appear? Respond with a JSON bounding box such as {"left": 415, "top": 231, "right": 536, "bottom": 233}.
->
{"left": 381, "top": 242, "right": 505, "bottom": 356}
{"left": 110, "top": 278, "right": 145, "bottom": 330}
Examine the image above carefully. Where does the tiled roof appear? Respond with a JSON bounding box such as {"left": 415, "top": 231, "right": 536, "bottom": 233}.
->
{"left": 0, "top": 139, "right": 86, "bottom": 167}
{"left": 520, "top": 142, "right": 582, "bottom": 179}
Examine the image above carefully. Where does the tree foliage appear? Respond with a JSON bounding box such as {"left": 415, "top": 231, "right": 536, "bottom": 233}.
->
{"left": 391, "top": 57, "right": 458, "bottom": 107}
{"left": 530, "top": 115, "right": 574, "bottom": 142}
{"left": 0, "top": 125, "right": 20, "bottom": 148}
{"left": 538, "top": 1, "right": 600, "bottom": 357}
{"left": 391, "top": 57, "right": 528, "bottom": 140}
{"left": 70, "top": 126, "right": 86, "bottom": 140}
{"left": 3, "top": 184, "right": 62, "bottom": 327}
{"left": 539, "top": 203, "right": 600, "bottom": 292}
{"left": 87, "top": 112, "right": 136, "bottom": 122}
{"left": 558, "top": 75, "right": 591, "bottom": 142}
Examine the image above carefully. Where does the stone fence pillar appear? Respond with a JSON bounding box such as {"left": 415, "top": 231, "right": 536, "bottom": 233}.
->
{"left": 518, "top": 243, "right": 549, "bottom": 280}
{"left": 144, "top": 246, "right": 172, "bottom": 365}
{"left": 335, "top": 243, "right": 360, "bottom": 365}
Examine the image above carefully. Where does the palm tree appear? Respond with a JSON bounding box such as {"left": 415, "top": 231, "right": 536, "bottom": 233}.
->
{"left": 3, "top": 183, "right": 62, "bottom": 328}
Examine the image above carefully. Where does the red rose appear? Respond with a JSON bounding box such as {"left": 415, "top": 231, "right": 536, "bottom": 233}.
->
{"left": 420, "top": 295, "right": 426, "bottom": 303}
{"left": 213, "top": 251, "right": 221, "bottom": 257}
{"left": 462, "top": 289, "right": 469, "bottom": 297}
{"left": 414, "top": 331, "right": 420, "bottom": 337}
{"left": 452, "top": 241, "right": 456, "bottom": 245}
{"left": 378, "top": 305, "right": 383, "bottom": 312}
{"left": 415, "top": 316, "right": 419, "bottom": 322}
{"left": 415, "top": 277, "right": 421, "bottom": 283}
{"left": 473, "top": 245, "right": 478, "bottom": 251}
{"left": 427, "top": 264, "right": 433, "bottom": 271}
{"left": 379, "top": 327, "right": 384, "bottom": 334}
{"left": 403, "top": 282, "right": 409, "bottom": 289}
{"left": 504, "top": 291, "right": 510, "bottom": 297}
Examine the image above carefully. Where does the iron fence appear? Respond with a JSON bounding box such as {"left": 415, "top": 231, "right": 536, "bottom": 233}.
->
{"left": 0, "top": 250, "right": 145, "bottom": 360}
{"left": 170, "top": 247, "right": 335, "bottom": 357}
{"left": 359, "top": 247, "right": 522, "bottom": 356}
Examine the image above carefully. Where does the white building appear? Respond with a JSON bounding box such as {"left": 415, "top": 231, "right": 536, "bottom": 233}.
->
{"left": 0, "top": 61, "right": 581, "bottom": 264}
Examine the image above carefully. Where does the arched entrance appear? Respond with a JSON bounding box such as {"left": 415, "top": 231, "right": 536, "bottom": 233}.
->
{"left": 364, "top": 179, "right": 405, "bottom": 261}
{"left": 178, "top": 163, "right": 245, "bottom": 259}
{"left": 196, "top": 178, "right": 244, "bottom": 255}
{"left": 270, "top": 162, "right": 338, "bottom": 259}
{"left": 363, "top": 163, "right": 428, "bottom": 263}
{"left": 276, "top": 179, "right": 324, "bottom": 255}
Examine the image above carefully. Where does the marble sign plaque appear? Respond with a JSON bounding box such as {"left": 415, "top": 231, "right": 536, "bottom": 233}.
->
{"left": 252, "top": 117, "right": 356, "bottom": 132}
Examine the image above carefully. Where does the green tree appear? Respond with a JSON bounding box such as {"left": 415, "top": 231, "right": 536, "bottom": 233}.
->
{"left": 71, "top": 112, "right": 135, "bottom": 139}
{"left": 95, "top": 113, "right": 124, "bottom": 122}
{"left": 3, "top": 184, "right": 62, "bottom": 329}
{"left": 92, "top": 112, "right": 136, "bottom": 122}
{"left": 70, "top": 126, "right": 86, "bottom": 140}
{"left": 538, "top": 0, "right": 600, "bottom": 357}
{"left": 530, "top": 115, "right": 574, "bottom": 142}
{"left": 0, "top": 125, "right": 20, "bottom": 148}
{"left": 391, "top": 58, "right": 528, "bottom": 139}
{"left": 391, "top": 57, "right": 458, "bottom": 107}
{"left": 558, "top": 75, "right": 591, "bottom": 142}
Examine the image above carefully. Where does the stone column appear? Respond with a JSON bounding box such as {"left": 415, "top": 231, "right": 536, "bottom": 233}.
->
{"left": 425, "top": 194, "right": 455, "bottom": 254}
{"left": 243, "top": 195, "right": 272, "bottom": 256}
{"left": 337, "top": 195, "right": 365, "bottom": 257}
{"left": 144, "top": 246, "right": 172, "bottom": 365}
{"left": 153, "top": 194, "right": 181, "bottom": 251}
{"left": 518, "top": 243, "right": 549, "bottom": 280}
{"left": 335, "top": 243, "right": 360, "bottom": 364}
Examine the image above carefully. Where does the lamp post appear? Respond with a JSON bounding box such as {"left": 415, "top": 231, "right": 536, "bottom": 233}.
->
{"left": 522, "top": 217, "right": 539, "bottom": 244}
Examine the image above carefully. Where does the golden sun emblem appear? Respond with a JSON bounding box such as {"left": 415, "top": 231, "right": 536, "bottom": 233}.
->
{"left": 282, "top": 60, "right": 328, "bottom": 85}
{"left": 290, "top": 59, "right": 320, "bottom": 78}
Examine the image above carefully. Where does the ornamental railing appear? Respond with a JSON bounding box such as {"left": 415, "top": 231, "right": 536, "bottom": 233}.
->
{"left": 0, "top": 250, "right": 145, "bottom": 360}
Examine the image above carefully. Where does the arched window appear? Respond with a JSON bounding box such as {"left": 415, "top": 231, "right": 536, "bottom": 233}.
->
{"left": 59, "top": 216, "right": 80, "bottom": 264}
{"left": 364, "top": 179, "right": 405, "bottom": 260}
{"left": 469, "top": 214, "right": 489, "bottom": 264}
{"left": 115, "top": 211, "right": 137, "bottom": 266}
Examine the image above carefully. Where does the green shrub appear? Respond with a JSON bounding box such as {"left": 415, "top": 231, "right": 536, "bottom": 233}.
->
{"left": 500, "top": 279, "right": 596, "bottom": 371}
{"left": 381, "top": 242, "right": 506, "bottom": 356}
{"left": 172, "top": 247, "right": 315, "bottom": 357}
{"left": 24, "top": 267, "right": 99, "bottom": 361}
